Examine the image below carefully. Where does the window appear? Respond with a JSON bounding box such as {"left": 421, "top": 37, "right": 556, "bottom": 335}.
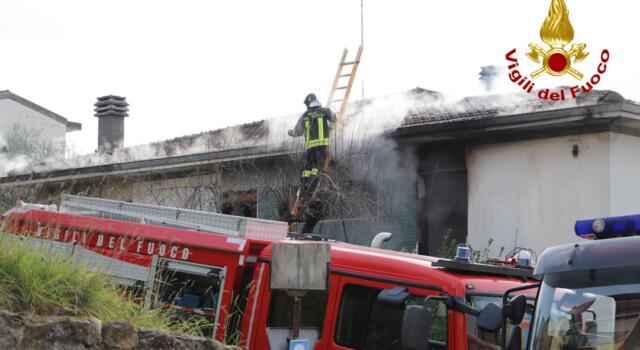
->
{"left": 268, "top": 290, "right": 328, "bottom": 334}
{"left": 155, "top": 264, "right": 224, "bottom": 337}
{"left": 220, "top": 190, "right": 257, "bottom": 218}
{"left": 466, "top": 294, "right": 534, "bottom": 350}
{"left": 335, "top": 284, "right": 447, "bottom": 350}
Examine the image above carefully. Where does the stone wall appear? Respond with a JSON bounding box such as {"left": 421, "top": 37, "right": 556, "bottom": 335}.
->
{"left": 0, "top": 310, "right": 235, "bottom": 350}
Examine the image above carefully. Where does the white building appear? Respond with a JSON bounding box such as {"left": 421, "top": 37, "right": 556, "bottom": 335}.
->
{"left": 2, "top": 88, "right": 639, "bottom": 258}
{"left": 0, "top": 90, "right": 81, "bottom": 156}
{"left": 395, "top": 90, "right": 640, "bottom": 257}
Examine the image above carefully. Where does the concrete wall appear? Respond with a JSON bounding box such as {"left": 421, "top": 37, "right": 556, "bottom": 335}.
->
{"left": 0, "top": 99, "right": 67, "bottom": 152}
{"left": 609, "top": 132, "right": 640, "bottom": 215}
{"left": 467, "top": 133, "right": 611, "bottom": 257}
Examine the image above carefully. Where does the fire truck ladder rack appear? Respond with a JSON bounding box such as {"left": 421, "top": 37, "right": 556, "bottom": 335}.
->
{"left": 60, "top": 195, "right": 288, "bottom": 241}
{"left": 288, "top": 46, "right": 363, "bottom": 233}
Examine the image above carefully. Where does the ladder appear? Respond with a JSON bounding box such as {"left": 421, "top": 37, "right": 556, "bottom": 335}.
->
{"left": 289, "top": 46, "right": 363, "bottom": 233}
{"left": 326, "top": 46, "right": 363, "bottom": 133}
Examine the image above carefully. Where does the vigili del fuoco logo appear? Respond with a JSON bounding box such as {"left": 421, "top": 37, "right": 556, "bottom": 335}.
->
{"left": 505, "top": 0, "right": 610, "bottom": 101}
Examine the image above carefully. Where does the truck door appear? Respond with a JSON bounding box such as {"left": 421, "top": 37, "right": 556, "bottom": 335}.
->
{"left": 327, "top": 275, "right": 451, "bottom": 350}
{"left": 260, "top": 273, "right": 341, "bottom": 350}
{"left": 155, "top": 259, "right": 227, "bottom": 337}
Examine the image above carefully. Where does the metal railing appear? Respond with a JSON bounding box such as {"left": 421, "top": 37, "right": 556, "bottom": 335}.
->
{"left": 60, "top": 195, "right": 287, "bottom": 241}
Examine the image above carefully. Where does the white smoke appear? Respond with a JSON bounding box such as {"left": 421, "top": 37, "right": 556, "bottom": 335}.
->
{"left": 0, "top": 88, "right": 612, "bottom": 178}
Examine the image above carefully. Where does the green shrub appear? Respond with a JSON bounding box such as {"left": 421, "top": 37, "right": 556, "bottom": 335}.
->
{"left": 0, "top": 234, "right": 201, "bottom": 335}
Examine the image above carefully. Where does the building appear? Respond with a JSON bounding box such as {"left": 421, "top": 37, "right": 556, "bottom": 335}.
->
{"left": 395, "top": 89, "right": 640, "bottom": 256}
{"left": 0, "top": 90, "right": 81, "bottom": 157}
{"left": 1, "top": 88, "right": 639, "bottom": 257}
{"left": 0, "top": 89, "right": 422, "bottom": 250}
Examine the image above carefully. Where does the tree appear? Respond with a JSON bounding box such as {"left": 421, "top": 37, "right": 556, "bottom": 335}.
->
{"left": 0, "top": 123, "right": 64, "bottom": 210}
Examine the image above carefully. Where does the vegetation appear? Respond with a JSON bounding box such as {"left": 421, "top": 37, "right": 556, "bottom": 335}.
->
{"left": 438, "top": 230, "right": 505, "bottom": 261}
{"left": 0, "top": 233, "right": 204, "bottom": 336}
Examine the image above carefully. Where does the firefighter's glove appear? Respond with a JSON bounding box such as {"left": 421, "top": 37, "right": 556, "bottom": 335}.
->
{"left": 287, "top": 129, "right": 295, "bottom": 137}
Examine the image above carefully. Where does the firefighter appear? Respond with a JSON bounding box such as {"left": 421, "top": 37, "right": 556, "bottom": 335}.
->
{"left": 288, "top": 93, "right": 336, "bottom": 196}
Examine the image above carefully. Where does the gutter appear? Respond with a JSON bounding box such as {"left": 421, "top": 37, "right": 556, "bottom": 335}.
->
{"left": 0, "top": 145, "right": 291, "bottom": 187}
{"left": 393, "top": 102, "right": 636, "bottom": 142}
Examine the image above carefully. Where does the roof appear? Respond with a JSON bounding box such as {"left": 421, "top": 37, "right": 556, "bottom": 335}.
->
{"left": 401, "top": 90, "right": 626, "bottom": 127}
{"left": 534, "top": 235, "right": 640, "bottom": 279}
{"left": 2, "top": 87, "right": 640, "bottom": 185}
{"left": 0, "top": 90, "right": 82, "bottom": 132}
{"left": 0, "top": 145, "right": 289, "bottom": 186}
{"left": 394, "top": 89, "right": 640, "bottom": 142}
{"left": 154, "top": 120, "right": 268, "bottom": 157}
{"left": 0, "top": 117, "right": 278, "bottom": 184}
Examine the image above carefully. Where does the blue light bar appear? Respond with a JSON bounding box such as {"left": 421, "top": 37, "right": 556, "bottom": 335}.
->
{"left": 575, "top": 214, "right": 640, "bottom": 239}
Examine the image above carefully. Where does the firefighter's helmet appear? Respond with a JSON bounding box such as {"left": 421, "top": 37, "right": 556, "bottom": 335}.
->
{"left": 303, "top": 93, "right": 318, "bottom": 107}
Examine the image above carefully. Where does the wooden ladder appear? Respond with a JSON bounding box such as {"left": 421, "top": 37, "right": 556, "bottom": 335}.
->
{"left": 326, "top": 46, "right": 363, "bottom": 134}
{"left": 288, "top": 46, "right": 363, "bottom": 233}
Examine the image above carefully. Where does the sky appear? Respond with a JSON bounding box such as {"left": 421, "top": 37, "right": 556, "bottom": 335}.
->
{"left": 1, "top": 0, "right": 639, "bottom": 154}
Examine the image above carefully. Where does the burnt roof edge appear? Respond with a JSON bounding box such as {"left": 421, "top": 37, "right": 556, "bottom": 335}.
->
{"left": 0, "top": 145, "right": 291, "bottom": 187}
{"left": 393, "top": 101, "right": 640, "bottom": 142}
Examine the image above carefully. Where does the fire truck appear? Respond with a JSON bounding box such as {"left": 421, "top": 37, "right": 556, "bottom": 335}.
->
{"left": 435, "top": 214, "right": 640, "bottom": 350}
{"left": 1, "top": 195, "right": 537, "bottom": 349}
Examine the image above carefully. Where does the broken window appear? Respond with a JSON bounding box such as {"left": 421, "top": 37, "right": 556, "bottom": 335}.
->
{"left": 220, "top": 190, "right": 257, "bottom": 218}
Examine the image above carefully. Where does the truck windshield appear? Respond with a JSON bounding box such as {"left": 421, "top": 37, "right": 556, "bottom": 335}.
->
{"left": 530, "top": 281, "right": 640, "bottom": 349}
{"left": 466, "top": 294, "right": 533, "bottom": 350}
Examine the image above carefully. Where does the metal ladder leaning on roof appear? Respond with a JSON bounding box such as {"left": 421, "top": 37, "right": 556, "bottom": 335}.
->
{"left": 288, "top": 46, "right": 363, "bottom": 233}
{"left": 61, "top": 194, "right": 288, "bottom": 241}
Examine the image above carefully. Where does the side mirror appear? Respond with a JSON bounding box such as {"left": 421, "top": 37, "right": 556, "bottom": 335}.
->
{"left": 477, "top": 303, "right": 503, "bottom": 332}
{"left": 505, "top": 325, "right": 522, "bottom": 350}
{"left": 559, "top": 293, "right": 596, "bottom": 314}
{"left": 503, "top": 295, "right": 527, "bottom": 325}
{"left": 401, "top": 305, "right": 431, "bottom": 350}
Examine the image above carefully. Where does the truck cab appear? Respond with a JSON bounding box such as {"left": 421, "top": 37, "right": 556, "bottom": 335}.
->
{"left": 479, "top": 214, "right": 640, "bottom": 350}
{"left": 242, "top": 242, "right": 537, "bottom": 350}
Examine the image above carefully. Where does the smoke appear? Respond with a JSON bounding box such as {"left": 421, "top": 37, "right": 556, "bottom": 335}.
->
{"left": 0, "top": 88, "right": 612, "bottom": 178}
{"left": 478, "top": 66, "right": 504, "bottom": 92}
{"left": 0, "top": 120, "right": 269, "bottom": 176}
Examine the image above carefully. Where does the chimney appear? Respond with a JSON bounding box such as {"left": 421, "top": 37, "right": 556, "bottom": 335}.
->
{"left": 94, "top": 95, "right": 129, "bottom": 154}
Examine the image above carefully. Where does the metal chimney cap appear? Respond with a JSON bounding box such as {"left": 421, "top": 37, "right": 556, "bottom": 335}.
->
{"left": 96, "top": 95, "right": 127, "bottom": 102}
{"left": 94, "top": 95, "right": 129, "bottom": 118}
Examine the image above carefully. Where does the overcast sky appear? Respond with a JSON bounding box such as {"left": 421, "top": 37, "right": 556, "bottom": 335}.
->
{"left": 2, "top": 0, "right": 638, "bottom": 154}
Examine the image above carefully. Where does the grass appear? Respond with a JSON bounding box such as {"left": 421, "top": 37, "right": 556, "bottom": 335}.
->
{"left": 0, "top": 233, "right": 203, "bottom": 336}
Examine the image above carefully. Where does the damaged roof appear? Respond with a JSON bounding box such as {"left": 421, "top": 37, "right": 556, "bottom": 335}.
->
{"left": 401, "top": 89, "right": 626, "bottom": 127}
{"left": 395, "top": 89, "right": 640, "bottom": 142}
{"left": 2, "top": 87, "right": 640, "bottom": 186}
{"left": 155, "top": 120, "right": 268, "bottom": 157}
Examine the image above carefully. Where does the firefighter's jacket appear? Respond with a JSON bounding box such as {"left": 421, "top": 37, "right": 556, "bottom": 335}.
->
{"left": 291, "top": 106, "right": 336, "bottom": 150}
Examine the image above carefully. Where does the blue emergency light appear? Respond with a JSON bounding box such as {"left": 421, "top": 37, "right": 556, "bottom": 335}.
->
{"left": 574, "top": 214, "right": 640, "bottom": 239}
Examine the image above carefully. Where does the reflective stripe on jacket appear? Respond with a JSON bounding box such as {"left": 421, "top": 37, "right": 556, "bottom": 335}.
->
{"left": 292, "top": 106, "right": 336, "bottom": 150}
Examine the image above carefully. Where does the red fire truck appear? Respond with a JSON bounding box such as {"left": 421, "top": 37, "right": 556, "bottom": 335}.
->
{"left": 1, "top": 195, "right": 537, "bottom": 349}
